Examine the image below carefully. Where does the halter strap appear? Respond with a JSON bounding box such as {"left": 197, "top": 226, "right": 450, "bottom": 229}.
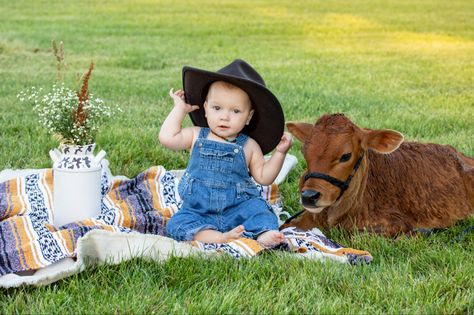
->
{"left": 283, "top": 153, "right": 364, "bottom": 226}
{"left": 304, "top": 153, "right": 364, "bottom": 201}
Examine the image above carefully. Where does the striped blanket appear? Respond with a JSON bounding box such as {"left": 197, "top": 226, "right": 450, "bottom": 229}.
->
{"left": 0, "top": 165, "right": 372, "bottom": 286}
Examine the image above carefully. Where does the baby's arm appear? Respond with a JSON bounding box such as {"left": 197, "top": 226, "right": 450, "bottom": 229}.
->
{"left": 248, "top": 133, "right": 293, "bottom": 186}
{"left": 159, "top": 89, "right": 199, "bottom": 150}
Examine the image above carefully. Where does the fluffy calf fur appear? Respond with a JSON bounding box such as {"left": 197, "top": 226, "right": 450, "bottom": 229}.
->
{"left": 284, "top": 114, "right": 474, "bottom": 236}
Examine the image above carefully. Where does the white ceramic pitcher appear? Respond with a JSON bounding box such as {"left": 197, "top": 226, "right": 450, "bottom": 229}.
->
{"left": 49, "top": 143, "right": 106, "bottom": 227}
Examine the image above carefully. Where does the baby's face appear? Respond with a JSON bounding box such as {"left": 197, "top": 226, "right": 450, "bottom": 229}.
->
{"left": 204, "top": 81, "right": 254, "bottom": 140}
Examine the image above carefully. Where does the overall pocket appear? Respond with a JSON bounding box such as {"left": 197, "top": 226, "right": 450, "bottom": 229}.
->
{"left": 177, "top": 175, "right": 193, "bottom": 198}
{"left": 237, "top": 180, "right": 260, "bottom": 199}
{"left": 199, "top": 147, "right": 235, "bottom": 173}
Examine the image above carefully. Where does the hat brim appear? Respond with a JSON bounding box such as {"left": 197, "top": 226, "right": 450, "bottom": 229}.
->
{"left": 182, "top": 66, "right": 284, "bottom": 155}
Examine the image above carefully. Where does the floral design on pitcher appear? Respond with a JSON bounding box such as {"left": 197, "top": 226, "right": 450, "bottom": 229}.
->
{"left": 55, "top": 144, "right": 98, "bottom": 170}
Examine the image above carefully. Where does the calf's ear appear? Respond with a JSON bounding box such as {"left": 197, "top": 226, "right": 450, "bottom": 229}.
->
{"left": 362, "top": 129, "right": 404, "bottom": 154}
{"left": 286, "top": 122, "right": 313, "bottom": 142}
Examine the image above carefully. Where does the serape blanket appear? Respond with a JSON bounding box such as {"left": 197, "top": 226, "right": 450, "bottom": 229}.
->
{"left": 0, "top": 164, "right": 372, "bottom": 287}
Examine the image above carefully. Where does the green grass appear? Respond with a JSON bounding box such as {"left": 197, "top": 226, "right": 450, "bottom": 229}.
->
{"left": 1, "top": 0, "right": 473, "bottom": 313}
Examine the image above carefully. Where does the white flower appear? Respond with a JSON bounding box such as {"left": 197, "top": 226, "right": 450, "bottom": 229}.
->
{"left": 17, "top": 84, "right": 118, "bottom": 145}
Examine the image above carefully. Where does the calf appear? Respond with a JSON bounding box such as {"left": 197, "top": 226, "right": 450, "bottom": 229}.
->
{"left": 284, "top": 114, "right": 474, "bottom": 236}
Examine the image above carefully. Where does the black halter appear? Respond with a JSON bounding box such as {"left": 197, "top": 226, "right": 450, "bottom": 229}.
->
{"left": 304, "top": 153, "right": 364, "bottom": 201}
{"left": 283, "top": 153, "right": 364, "bottom": 225}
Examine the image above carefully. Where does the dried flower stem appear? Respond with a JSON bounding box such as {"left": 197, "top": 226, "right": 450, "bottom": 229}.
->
{"left": 52, "top": 40, "right": 67, "bottom": 82}
{"left": 75, "top": 62, "right": 94, "bottom": 127}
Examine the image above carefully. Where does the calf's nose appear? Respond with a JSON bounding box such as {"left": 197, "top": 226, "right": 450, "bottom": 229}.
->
{"left": 301, "top": 189, "right": 321, "bottom": 206}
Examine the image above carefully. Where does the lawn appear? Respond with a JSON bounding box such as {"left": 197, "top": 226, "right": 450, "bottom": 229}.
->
{"left": 1, "top": 0, "right": 473, "bottom": 313}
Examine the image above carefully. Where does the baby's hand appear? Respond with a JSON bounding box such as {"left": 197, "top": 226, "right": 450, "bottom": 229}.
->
{"left": 169, "top": 88, "right": 200, "bottom": 113}
{"left": 276, "top": 133, "right": 293, "bottom": 154}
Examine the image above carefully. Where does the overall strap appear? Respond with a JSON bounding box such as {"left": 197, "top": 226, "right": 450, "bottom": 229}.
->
{"left": 235, "top": 133, "right": 249, "bottom": 147}
{"left": 198, "top": 127, "right": 210, "bottom": 139}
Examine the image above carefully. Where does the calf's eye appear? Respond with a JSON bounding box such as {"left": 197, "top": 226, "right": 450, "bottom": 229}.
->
{"left": 339, "top": 152, "right": 352, "bottom": 163}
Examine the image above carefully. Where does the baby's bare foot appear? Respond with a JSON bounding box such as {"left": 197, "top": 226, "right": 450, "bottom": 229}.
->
{"left": 222, "top": 225, "right": 245, "bottom": 242}
{"left": 257, "top": 230, "right": 285, "bottom": 248}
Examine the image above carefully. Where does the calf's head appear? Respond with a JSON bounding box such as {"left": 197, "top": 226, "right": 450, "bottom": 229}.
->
{"left": 287, "top": 114, "right": 404, "bottom": 213}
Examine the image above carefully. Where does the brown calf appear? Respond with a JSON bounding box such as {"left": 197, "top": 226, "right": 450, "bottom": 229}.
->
{"left": 284, "top": 114, "right": 474, "bottom": 236}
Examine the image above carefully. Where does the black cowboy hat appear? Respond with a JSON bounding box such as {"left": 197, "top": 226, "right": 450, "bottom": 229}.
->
{"left": 182, "top": 59, "right": 284, "bottom": 155}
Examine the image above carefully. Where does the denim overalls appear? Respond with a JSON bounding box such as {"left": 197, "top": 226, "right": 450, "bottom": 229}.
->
{"left": 166, "top": 127, "right": 279, "bottom": 241}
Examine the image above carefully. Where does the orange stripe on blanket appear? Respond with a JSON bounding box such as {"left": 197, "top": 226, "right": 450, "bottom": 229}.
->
{"left": 260, "top": 183, "right": 280, "bottom": 205}
{"left": 55, "top": 229, "right": 75, "bottom": 255}
{"left": 16, "top": 217, "right": 41, "bottom": 270}
{"left": 232, "top": 238, "right": 264, "bottom": 255}
{"left": 42, "top": 170, "right": 54, "bottom": 213}
{"left": 111, "top": 198, "right": 135, "bottom": 229}
{"left": 22, "top": 218, "right": 43, "bottom": 270}
{"left": 8, "top": 178, "right": 18, "bottom": 195}
{"left": 68, "top": 228, "right": 76, "bottom": 253}
{"left": 109, "top": 179, "right": 124, "bottom": 191}
{"left": 101, "top": 225, "right": 116, "bottom": 232}
{"left": 269, "top": 183, "right": 279, "bottom": 203}
{"left": 147, "top": 167, "right": 166, "bottom": 215}
{"left": 115, "top": 199, "right": 129, "bottom": 227}
{"left": 333, "top": 247, "right": 372, "bottom": 257}
{"left": 125, "top": 198, "right": 136, "bottom": 229}
{"left": 56, "top": 226, "right": 77, "bottom": 255}
{"left": 4, "top": 196, "right": 26, "bottom": 218}
{"left": 3, "top": 181, "right": 15, "bottom": 219}
{"left": 3, "top": 179, "right": 27, "bottom": 218}
{"left": 309, "top": 241, "right": 372, "bottom": 257}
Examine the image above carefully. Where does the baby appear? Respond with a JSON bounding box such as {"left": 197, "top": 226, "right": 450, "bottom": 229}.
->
{"left": 159, "top": 59, "right": 292, "bottom": 247}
